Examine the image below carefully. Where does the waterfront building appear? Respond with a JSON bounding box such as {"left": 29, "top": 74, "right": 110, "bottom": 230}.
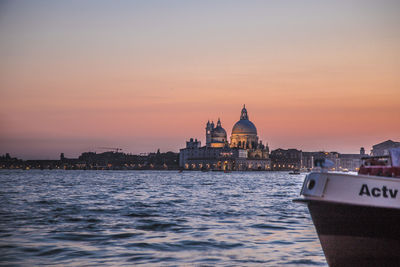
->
{"left": 337, "top": 153, "right": 362, "bottom": 171}
{"left": 371, "top": 140, "right": 400, "bottom": 156}
{"left": 301, "top": 151, "right": 340, "bottom": 170}
{"left": 301, "top": 150, "right": 363, "bottom": 171}
{"left": 267, "top": 149, "right": 363, "bottom": 171}
{"left": 270, "top": 149, "right": 302, "bottom": 170}
{"left": 179, "top": 105, "right": 270, "bottom": 171}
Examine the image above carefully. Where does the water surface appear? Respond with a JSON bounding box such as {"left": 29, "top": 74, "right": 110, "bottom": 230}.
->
{"left": 0, "top": 170, "right": 326, "bottom": 266}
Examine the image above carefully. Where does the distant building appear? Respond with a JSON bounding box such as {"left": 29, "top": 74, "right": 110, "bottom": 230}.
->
{"left": 371, "top": 140, "right": 400, "bottom": 156}
{"left": 0, "top": 153, "right": 24, "bottom": 169}
{"left": 179, "top": 105, "right": 270, "bottom": 170}
{"left": 338, "top": 153, "right": 363, "bottom": 171}
{"left": 270, "top": 149, "right": 302, "bottom": 170}
{"left": 0, "top": 150, "right": 180, "bottom": 170}
{"left": 304, "top": 151, "right": 364, "bottom": 171}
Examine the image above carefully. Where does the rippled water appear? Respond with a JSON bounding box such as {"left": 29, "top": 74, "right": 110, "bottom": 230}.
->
{"left": 0, "top": 170, "right": 326, "bottom": 266}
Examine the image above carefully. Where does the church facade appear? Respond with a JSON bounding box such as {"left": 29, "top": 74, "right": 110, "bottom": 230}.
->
{"left": 179, "top": 105, "right": 270, "bottom": 171}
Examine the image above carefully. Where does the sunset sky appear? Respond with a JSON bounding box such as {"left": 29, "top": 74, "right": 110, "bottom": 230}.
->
{"left": 1, "top": 0, "right": 399, "bottom": 159}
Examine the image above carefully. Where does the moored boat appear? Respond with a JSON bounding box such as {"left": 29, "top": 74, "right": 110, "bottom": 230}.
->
{"left": 289, "top": 169, "right": 300, "bottom": 175}
{"left": 295, "top": 148, "right": 400, "bottom": 266}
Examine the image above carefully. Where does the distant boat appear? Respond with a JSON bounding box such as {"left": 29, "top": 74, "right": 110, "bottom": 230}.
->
{"left": 289, "top": 169, "right": 300, "bottom": 175}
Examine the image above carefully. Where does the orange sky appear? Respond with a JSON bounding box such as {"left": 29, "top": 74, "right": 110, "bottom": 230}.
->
{"left": 0, "top": 1, "right": 399, "bottom": 159}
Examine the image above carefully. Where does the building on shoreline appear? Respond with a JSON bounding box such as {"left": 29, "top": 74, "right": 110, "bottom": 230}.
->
{"left": 270, "top": 149, "right": 302, "bottom": 170}
{"left": 0, "top": 150, "right": 180, "bottom": 170}
{"left": 179, "top": 105, "right": 271, "bottom": 171}
{"left": 270, "top": 149, "right": 364, "bottom": 171}
{"left": 371, "top": 140, "right": 400, "bottom": 156}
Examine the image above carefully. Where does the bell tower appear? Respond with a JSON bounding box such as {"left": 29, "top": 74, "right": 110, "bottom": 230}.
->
{"left": 206, "top": 120, "right": 212, "bottom": 147}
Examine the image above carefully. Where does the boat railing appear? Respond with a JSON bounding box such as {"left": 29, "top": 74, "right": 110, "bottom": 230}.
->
{"left": 358, "top": 165, "right": 400, "bottom": 178}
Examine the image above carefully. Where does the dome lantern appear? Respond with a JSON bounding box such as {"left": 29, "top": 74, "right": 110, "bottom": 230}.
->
{"left": 240, "top": 104, "right": 248, "bottom": 120}
{"left": 217, "top": 118, "right": 222, "bottom": 127}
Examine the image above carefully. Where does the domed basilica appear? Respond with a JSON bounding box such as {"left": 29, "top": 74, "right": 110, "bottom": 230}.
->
{"left": 180, "top": 105, "right": 270, "bottom": 171}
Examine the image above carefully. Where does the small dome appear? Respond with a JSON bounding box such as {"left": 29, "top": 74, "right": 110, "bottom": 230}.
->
{"left": 212, "top": 126, "right": 227, "bottom": 138}
{"left": 232, "top": 120, "right": 257, "bottom": 135}
{"left": 211, "top": 118, "right": 227, "bottom": 138}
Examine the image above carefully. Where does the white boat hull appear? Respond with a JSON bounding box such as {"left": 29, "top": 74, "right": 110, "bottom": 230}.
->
{"left": 296, "top": 172, "right": 400, "bottom": 266}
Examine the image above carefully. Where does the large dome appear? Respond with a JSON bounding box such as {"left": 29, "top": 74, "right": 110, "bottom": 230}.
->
{"left": 231, "top": 105, "right": 257, "bottom": 135}
{"left": 232, "top": 120, "right": 257, "bottom": 135}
